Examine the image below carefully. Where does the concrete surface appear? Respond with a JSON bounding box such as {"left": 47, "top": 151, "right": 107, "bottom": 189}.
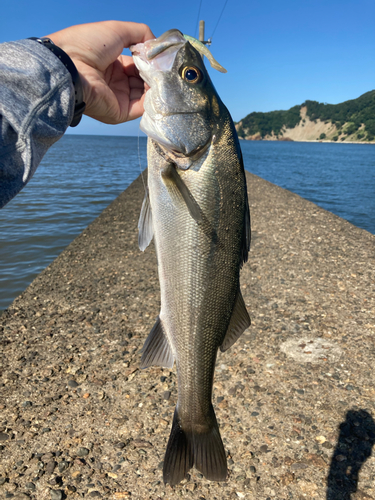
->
{"left": 0, "top": 172, "right": 374, "bottom": 500}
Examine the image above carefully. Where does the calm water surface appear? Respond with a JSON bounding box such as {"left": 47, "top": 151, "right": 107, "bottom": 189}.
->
{"left": 0, "top": 135, "right": 374, "bottom": 311}
{"left": 241, "top": 140, "right": 375, "bottom": 234}
{"left": 0, "top": 135, "right": 147, "bottom": 311}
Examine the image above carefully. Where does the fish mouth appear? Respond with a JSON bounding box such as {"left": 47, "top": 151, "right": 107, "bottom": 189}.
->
{"left": 140, "top": 29, "right": 185, "bottom": 60}
{"left": 130, "top": 29, "right": 186, "bottom": 75}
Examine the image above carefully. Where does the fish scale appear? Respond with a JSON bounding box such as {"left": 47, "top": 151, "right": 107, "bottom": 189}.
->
{"left": 131, "top": 29, "right": 250, "bottom": 485}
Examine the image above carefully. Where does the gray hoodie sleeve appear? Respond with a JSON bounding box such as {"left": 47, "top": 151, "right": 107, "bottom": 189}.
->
{"left": 0, "top": 39, "right": 75, "bottom": 208}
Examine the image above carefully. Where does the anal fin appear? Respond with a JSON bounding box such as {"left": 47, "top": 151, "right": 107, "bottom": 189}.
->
{"left": 220, "top": 288, "right": 250, "bottom": 352}
{"left": 141, "top": 316, "right": 174, "bottom": 368}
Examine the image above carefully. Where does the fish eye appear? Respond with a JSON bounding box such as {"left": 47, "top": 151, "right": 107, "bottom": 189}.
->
{"left": 182, "top": 66, "right": 202, "bottom": 84}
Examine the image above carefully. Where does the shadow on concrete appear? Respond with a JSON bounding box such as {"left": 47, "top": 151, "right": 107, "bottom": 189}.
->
{"left": 326, "top": 409, "right": 375, "bottom": 499}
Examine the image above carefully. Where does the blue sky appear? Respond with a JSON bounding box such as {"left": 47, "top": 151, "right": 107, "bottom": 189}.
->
{"left": 1, "top": 0, "right": 374, "bottom": 136}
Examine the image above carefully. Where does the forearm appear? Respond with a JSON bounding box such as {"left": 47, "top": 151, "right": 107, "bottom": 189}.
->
{"left": 0, "top": 39, "right": 75, "bottom": 208}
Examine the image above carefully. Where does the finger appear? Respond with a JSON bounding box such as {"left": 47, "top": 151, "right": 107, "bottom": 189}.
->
{"left": 120, "top": 55, "right": 142, "bottom": 78}
{"left": 120, "top": 57, "right": 150, "bottom": 91}
{"left": 128, "top": 76, "right": 145, "bottom": 89}
{"left": 129, "top": 87, "right": 145, "bottom": 101}
{"left": 128, "top": 93, "right": 147, "bottom": 121}
{"left": 105, "top": 21, "right": 155, "bottom": 49}
{"left": 48, "top": 22, "right": 155, "bottom": 71}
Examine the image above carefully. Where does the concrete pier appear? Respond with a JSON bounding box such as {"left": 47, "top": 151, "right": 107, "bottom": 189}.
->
{"left": 0, "top": 172, "right": 374, "bottom": 499}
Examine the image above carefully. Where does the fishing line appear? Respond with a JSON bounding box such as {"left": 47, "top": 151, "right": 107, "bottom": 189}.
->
{"left": 138, "top": 129, "right": 147, "bottom": 194}
{"left": 210, "top": 0, "right": 229, "bottom": 38}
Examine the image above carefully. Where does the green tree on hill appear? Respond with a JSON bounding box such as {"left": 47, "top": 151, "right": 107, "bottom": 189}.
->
{"left": 236, "top": 90, "right": 375, "bottom": 140}
{"left": 236, "top": 105, "right": 301, "bottom": 138}
{"left": 303, "top": 91, "right": 375, "bottom": 138}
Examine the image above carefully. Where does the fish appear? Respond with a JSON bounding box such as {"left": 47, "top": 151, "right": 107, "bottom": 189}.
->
{"left": 130, "top": 29, "right": 251, "bottom": 486}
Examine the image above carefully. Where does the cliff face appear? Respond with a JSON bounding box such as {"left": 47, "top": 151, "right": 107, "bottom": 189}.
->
{"left": 266, "top": 107, "right": 340, "bottom": 142}
{"left": 236, "top": 91, "right": 375, "bottom": 143}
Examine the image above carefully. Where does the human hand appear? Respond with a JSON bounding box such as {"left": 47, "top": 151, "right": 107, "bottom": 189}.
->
{"left": 47, "top": 21, "right": 155, "bottom": 124}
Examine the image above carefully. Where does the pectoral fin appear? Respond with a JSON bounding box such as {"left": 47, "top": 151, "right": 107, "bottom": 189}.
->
{"left": 161, "top": 164, "right": 203, "bottom": 223}
{"left": 138, "top": 188, "right": 154, "bottom": 251}
{"left": 220, "top": 288, "right": 250, "bottom": 352}
{"left": 161, "top": 164, "right": 218, "bottom": 243}
{"left": 141, "top": 316, "right": 174, "bottom": 369}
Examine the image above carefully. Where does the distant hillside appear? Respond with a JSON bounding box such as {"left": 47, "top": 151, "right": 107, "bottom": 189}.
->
{"left": 235, "top": 90, "right": 375, "bottom": 143}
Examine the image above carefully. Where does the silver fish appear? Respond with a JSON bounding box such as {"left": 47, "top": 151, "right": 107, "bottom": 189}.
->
{"left": 131, "top": 29, "right": 250, "bottom": 485}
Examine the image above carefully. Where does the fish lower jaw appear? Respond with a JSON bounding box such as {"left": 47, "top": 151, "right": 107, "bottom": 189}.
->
{"left": 144, "top": 132, "right": 212, "bottom": 172}
{"left": 140, "top": 114, "right": 181, "bottom": 152}
{"left": 140, "top": 109, "right": 212, "bottom": 161}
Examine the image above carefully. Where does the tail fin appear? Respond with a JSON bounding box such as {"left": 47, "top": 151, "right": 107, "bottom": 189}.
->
{"left": 163, "top": 405, "right": 227, "bottom": 485}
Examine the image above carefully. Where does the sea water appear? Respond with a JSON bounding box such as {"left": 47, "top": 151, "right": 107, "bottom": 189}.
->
{"left": 0, "top": 135, "right": 374, "bottom": 311}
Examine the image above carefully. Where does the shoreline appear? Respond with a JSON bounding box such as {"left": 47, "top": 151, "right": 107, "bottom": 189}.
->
{"left": 239, "top": 137, "right": 375, "bottom": 144}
